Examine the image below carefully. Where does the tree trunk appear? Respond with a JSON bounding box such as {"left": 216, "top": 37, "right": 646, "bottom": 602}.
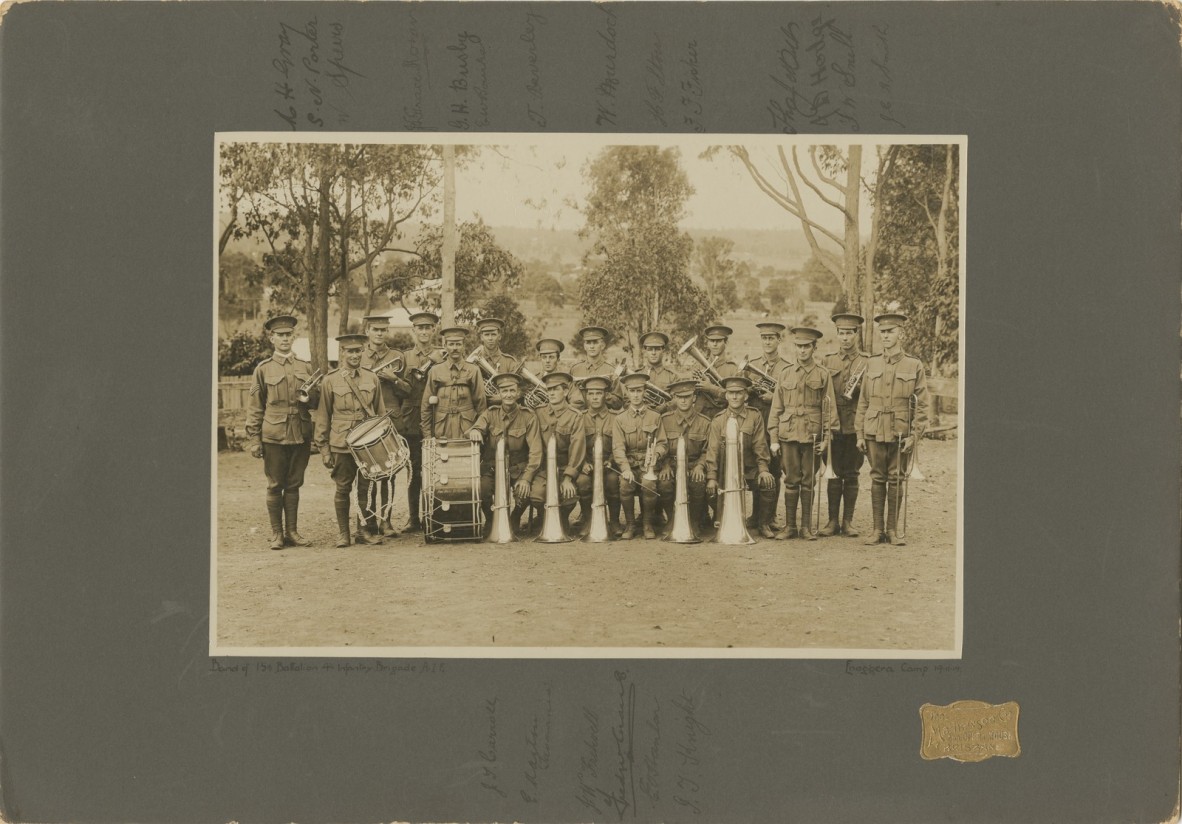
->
{"left": 312, "top": 148, "right": 334, "bottom": 372}
{"left": 441, "top": 145, "right": 457, "bottom": 326}
{"left": 338, "top": 173, "right": 352, "bottom": 336}
{"left": 843, "top": 145, "right": 862, "bottom": 306}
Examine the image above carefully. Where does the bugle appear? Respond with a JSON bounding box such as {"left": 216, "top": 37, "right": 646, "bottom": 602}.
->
{"left": 411, "top": 348, "right": 447, "bottom": 382}
{"left": 737, "top": 356, "right": 777, "bottom": 394}
{"left": 664, "top": 435, "right": 701, "bottom": 543}
{"left": 715, "top": 416, "right": 756, "bottom": 545}
{"left": 486, "top": 436, "right": 516, "bottom": 543}
{"left": 373, "top": 353, "right": 405, "bottom": 375}
{"left": 582, "top": 432, "right": 613, "bottom": 543}
{"left": 516, "top": 365, "right": 553, "bottom": 410}
{"left": 677, "top": 336, "right": 723, "bottom": 386}
{"left": 536, "top": 433, "right": 574, "bottom": 543}
{"left": 296, "top": 368, "right": 324, "bottom": 404}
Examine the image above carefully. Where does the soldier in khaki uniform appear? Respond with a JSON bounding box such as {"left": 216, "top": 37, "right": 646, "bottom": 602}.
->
{"left": 818, "top": 313, "right": 869, "bottom": 537}
{"left": 314, "top": 334, "right": 386, "bottom": 547}
{"left": 691, "top": 324, "right": 742, "bottom": 419}
{"left": 703, "top": 376, "right": 777, "bottom": 537}
{"left": 245, "top": 315, "right": 320, "bottom": 550}
{"left": 856, "top": 313, "right": 930, "bottom": 546}
{"left": 471, "top": 317, "right": 519, "bottom": 410}
{"left": 358, "top": 314, "right": 411, "bottom": 536}
{"left": 399, "top": 311, "right": 443, "bottom": 531}
{"left": 656, "top": 379, "right": 711, "bottom": 537}
{"left": 467, "top": 372, "right": 543, "bottom": 534}
{"left": 528, "top": 371, "right": 587, "bottom": 534}
{"left": 570, "top": 326, "right": 624, "bottom": 411}
{"left": 533, "top": 338, "right": 566, "bottom": 379}
{"left": 744, "top": 321, "right": 793, "bottom": 530}
{"left": 610, "top": 372, "right": 668, "bottom": 539}
{"left": 769, "top": 327, "right": 838, "bottom": 540}
{"left": 637, "top": 331, "right": 678, "bottom": 409}
{"left": 574, "top": 376, "right": 620, "bottom": 536}
{"left": 421, "top": 327, "right": 485, "bottom": 440}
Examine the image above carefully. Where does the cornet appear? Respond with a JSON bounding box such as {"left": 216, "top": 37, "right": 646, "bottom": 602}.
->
{"left": 536, "top": 433, "right": 574, "bottom": 543}
{"left": 842, "top": 360, "right": 867, "bottom": 400}
{"left": 738, "top": 356, "right": 777, "bottom": 394}
{"left": 642, "top": 430, "right": 660, "bottom": 484}
{"left": 296, "top": 369, "right": 324, "bottom": 404}
{"left": 582, "top": 432, "right": 613, "bottom": 543}
{"left": 677, "top": 336, "right": 724, "bottom": 386}
{"left": 486, "top": 436, "right": 516, "bottom": 544}
{"left": 715, "top": 416, "right": 756, "bottom": 545}
{"left": 664, "top": 435, "right": 701, "bottom": 543}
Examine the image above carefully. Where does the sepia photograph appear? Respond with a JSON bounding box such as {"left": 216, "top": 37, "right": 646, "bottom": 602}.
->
{"left": 212, "top": 133, "right": 964, "bottom": 656}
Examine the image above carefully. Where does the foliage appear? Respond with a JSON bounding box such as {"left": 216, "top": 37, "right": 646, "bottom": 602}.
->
{"left": 478, "top": 294, "right": 530, "bottom": 357}
{"left": 576, "top": 146, "right": 712, "bottom": 351}
{"left": 694, "top": 236, "right": 740, "bottom": 314}
{"left": 765, "top": 277, "right": 793, "bottom": 311}
{"left": 874, "top": 145, "right": 960, "bottom": 373}
{"left": 522, "top": 264, "right": 565, "bottom": 309}
{"left": 800, "top": 254, "right": 841, "bottom": 302}
{"left": 219, "top": 330, "right": 271, "bottom": 376}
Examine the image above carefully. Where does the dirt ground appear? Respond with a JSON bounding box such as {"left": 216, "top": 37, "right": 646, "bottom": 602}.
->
{"left": 214, "top": 438, "right": 958, "bottom": 652}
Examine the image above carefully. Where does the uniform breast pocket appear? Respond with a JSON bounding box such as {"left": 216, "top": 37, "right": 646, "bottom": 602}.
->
{"left": 895, "top": 365, "right": 918, "bottom": 394}
{"left": 866, "top": 364, "right": 884, "bottom": 395}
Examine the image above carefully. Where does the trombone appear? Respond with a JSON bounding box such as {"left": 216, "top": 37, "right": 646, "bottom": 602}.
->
{"left": 296, "top": 369, "right": 324, "bottom": 404}
{"left": 677, "top": 336, "right": 723, "bottom": 386}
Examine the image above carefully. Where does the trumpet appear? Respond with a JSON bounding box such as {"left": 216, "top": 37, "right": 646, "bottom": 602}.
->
{"left": 737, "top": 356, "right": 777, "bottom": 394}
{"left": 486, "top": 436, "right": 516, "bottom": 543}
{"left": 664, "top": 435, "right": 701, "bottom": 544}
{"left": 642, "top": 430, "right": 660, "bottom": 484}
{"left": 296, "top": 369, "right": 324, "bottom": 404}
{"left": 582, "top": 432, "right": 613, "bottom": 543}
{"left": 842, "top": 360, "right": 867, "bottom": 400}
{"left": 715, "top": 416, "right": 756, "bottom": 544}
{"left": 516, "top": 365, "right": 553, "bottom": 410}
{"left": 411, "top": 347, "right": 447, "bottom": 382}
{"left": 536, "top": 433, "right": 574, "bottom": 543}
{"left": 677, "top": 336, "right": 723, "bottom": 386}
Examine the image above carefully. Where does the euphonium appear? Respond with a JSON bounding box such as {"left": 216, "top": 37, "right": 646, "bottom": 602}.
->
{"left": 842, "top": 359, "right": 867, "bottom": 400}
{"left": 486, "top": 436, "right": 516, "bottom": 543}
{"left": 296, "top": 368, "right": 324, "bottom": 404}
{"left": 715, "top": 416, "right": 756, "bottom": 545}
{"left": 465, "top": 348, "right": 502, "bottom": 399}
{"left": 583, "top": 432, "right": 613, "bottom": 543}
{"left": 536, "top": 433, "right": 573, "bottom": 543}
{"left": 516, "top": 365, "right": 553, "bottom": 410}
{"left": 665, "top": 435, "right": 701, "bottom": 544}
{"left": 642, "top": 381, "right": 673, "bottom": 411}
{"left": 677, "top": 336, "right": 723, "bottom": 386}
{"left": 737, "top": 356, "right": 777, "bottom": 394}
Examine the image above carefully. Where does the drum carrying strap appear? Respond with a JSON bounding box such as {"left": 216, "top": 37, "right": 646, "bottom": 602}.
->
{"left": 341, "top": 372, "right": 399, "bottom": 523}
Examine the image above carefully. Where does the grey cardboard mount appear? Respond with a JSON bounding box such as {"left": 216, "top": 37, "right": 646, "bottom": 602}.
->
{"left": 1, "top": 3, "right": 1178, "bottom": 823}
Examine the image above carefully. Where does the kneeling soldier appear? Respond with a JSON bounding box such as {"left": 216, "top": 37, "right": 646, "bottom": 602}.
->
{"left": 468, "top": 372, "right": 543, "bottom": 535}
{"left": 611, "top": 372, "right": 668, "bottom": 539}
{"left": 314, "top": 334, "right": 386, "bottom": 547}
{"left": 574, "top": 376, "right": 621, "bottom": 536}
{"left": 704, "top": 375, "right": 777, "bottom": 537}
{"left": 657, "top": 379, "right": 711, "bottom": 537}
{"left": 769, "top": 327, "right": 837, "bottom": 540}
{"left": 528, "top": 371, "right": 586, "bottom": 535}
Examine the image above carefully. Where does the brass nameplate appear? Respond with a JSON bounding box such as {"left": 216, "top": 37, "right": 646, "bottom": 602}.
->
{"left": 920, "top": 700, "right": 1020, "bottom": 762}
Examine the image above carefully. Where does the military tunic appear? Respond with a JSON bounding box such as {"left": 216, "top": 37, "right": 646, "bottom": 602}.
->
{"left": 856, "top": 350, "right": 930, "bottom": 484}
{"left": 470, "top": 404, "right": 543, "bottom": 511}
{"left": 692, "top": 357, "right": 741, "bottom": 418}
{"left": 641, "top": 362, "right": 680, "bottom": 413}
{"left": 360, "top": 342, "right": 410, "bottom": 424}
{"left": 704, "top": 406, "right": 772, "bottom": 484}
{"left": 569, "top": 357, "right": 624, "bottom": 411}
{"left": 245, "top": 352, "right": 317, "bottom": 494}
{"left": 656, "top": 408, "right": 711, "bottom": 516}
{"left": 769, "top": 359, "right": 838, "bottom": 495}
{"left": 576, "top": 407, "right": 620, "bottom": 503}
{"left": 420, "top": 359, "right": 485, "bottom": 440}
{"left": 822, "top": 349, "right": 869, "bottom": 482}
{"left": 529, "top": 403, "right": 587, "bottom": 504}
{"left": 313, "top": 366, "right": 386, "bottom": 495}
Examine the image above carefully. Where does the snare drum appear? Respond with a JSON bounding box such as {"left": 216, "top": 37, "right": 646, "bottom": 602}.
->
{"left": 345, "top": 416, "right": 410, "bottom": 481}
{"left": 421, "top": 438, "right": 484, "bottom": 542}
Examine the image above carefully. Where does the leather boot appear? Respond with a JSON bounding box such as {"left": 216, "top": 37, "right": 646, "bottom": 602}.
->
{"left": 510, "top": 503, "right": 530, "bottom": 536}
{"left": 283, "top": 491, "right": 311, "bottom": 546}
{"left": 841, "top": 480, "right": 860, "bottom": 537}
{"left": 757, "top": 490, "right": 777, "bottom": 539}
{"left": 574, "top": 495, "right": 592, "bottom": 536}
{"left": 641, "top": 490, "right": 659, "bottom": 539}
{"left": 775, "top": 488, "right": 799, "bottom": 539}
{"left": 800, "top": 488, "right": 817, "bottom": 540}
{"left": 746, "top": 489, "right": 761, "bottom": 530}
{"left": 817, "top": 479, "right": 842, "bottom": 536}
{"left": 408, "top": 487, "right": 423, "bottom": 532}
{"left": 560, "top": 503, "right": 576, "bottom": 535}
{"left": 886, "top": 482, "right": 905, "bottom": 546}
{"left": 864, "top": 482, "right": 886, "bottom": 545}
{"left": 266, "top": 492, "right": 285, "bottom": 550}
{"left": 619, "top": 495, "right": 636, "bottom": 539}
{"left": 334, "top": 496, "right": 352, "bottom": 547}
{"left": 354, "top": 512, "right": 383, "bottom": 545}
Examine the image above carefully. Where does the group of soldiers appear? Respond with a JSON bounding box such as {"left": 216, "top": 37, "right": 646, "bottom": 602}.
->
{"left": 243, "top": 309, "right": 928, "bottom": 550}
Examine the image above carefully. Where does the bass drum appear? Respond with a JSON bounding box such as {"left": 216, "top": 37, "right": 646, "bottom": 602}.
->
{"left": 420, "top": 438, "right": 484, "bottom": 542}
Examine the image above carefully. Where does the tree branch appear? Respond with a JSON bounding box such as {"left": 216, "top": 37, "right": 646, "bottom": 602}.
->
{"left": 791, "top": 146, "right": 848, "bottom": 217}
{"left": 809, "top": 146, "right": 845, "bottom": 194}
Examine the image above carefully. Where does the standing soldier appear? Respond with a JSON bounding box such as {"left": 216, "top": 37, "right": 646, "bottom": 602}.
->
{"left": 637, "top": 331, "right": 679, "bottom": 404}
{"left": 656, "top": 379, "right": 712, "bottom": 537}
{"left": 314, "top": 334, "right": 386, "bottom": 547}
{"left": 245, "top": 315, "right": 319, "bottom": 550}
{"left": 533, "top": 338, "right": 566, "bottom": 378}
{"left": 856, "top": 313, "right": 930, "bottom": 546}
{"left": 574, "top": 376, "right": 620, "bottom": 536}
{"left": 528, "top": 372, "right": 586, "bottom": 534}
{"left": 474, "top": 317, "right": 519, "bottom": 373}
{"left": 358, "top": 314, "right": 411, "bottom": 536}
{"left": 399, "top": 310, "right": 443, "bottom": 532}
{"left": 704, "top": 376, "right": 777, "bottom": 537}
{"left": 570, "top": 326, "right": 624, "bottom": 411}
{"left": 769, "top": 327, "right": 838, "bottom": 540}
{"left": 467, "top": 372, "right": 543, "bottom": 534}
{"left": 690, "top": 324, "right": 742, "bottom": 419}
{"left": 743, "top": 321, "right": 792, "bottom": 530}
{"left": 421, "top": 326, "right": 485, "bottom": 440}
{"left": 611, "top": 372, "right": 668, "bottom": 539}
{"left": 819, "top": 313, "right": 869, "bottom": 537}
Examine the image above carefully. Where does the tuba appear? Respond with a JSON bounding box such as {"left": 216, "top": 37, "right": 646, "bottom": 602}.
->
{"left": 677, "top": 336, "right": 723, "bottom": 386}
{"left": 664, "top": 435, "right": 701, "bottom": 543}
{"left": 516, "top": 365, "right": 554, "bottom": 410}
{"left": 582, "top": 432, "right": 613, "bottom": 543}
{"left": 486, "top": 436, "right": 516, "bottom": 543}
{"left": 535, "top": 433, "right": 573, "bottom": 543}
{"left": 296, "top": 368, "right": 324, "bottom": 404}
{"left": 738, "top": 356, "right": 777, "bottom": 394}
{"left": 715, "top": 416, "right": 756, "bottom": 545}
